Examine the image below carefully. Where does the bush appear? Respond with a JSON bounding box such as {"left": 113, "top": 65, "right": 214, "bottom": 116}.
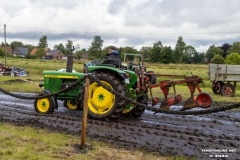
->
{"left": 210, "top": 54, "right": 225, "bottom": 64}
{"left": 225, "top": 53, "right": 240, "bottom": 64}
{"left": 0, "top": 49, "right": 4, "bottom": 57}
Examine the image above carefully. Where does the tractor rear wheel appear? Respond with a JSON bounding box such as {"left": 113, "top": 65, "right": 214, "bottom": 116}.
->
{"left": 34, "top": 90, "right": 54, "bottom": 114}
{"left": 87, "top": 72, "right": 126, "bottom": 119}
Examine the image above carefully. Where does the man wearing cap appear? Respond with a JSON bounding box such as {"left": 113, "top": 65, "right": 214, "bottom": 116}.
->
{"left": 102, "top": 47, "right": 121, "bottom": 67}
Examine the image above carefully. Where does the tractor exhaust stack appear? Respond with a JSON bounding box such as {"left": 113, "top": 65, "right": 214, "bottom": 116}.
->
{"left": 66, "top": 46, "right": 75, "bottom": 72}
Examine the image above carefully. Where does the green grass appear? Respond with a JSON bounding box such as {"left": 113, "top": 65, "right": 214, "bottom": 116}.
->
{"left": 0, "top": 122, "right": 173, "bottom": 160}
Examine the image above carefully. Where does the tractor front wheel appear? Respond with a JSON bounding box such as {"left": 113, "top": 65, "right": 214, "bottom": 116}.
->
{"left": 34, "top": 90, "right": 54, "bottom": 114}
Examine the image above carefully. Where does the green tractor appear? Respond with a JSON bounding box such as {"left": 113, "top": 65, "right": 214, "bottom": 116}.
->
{"left": 35, "top": 53, "right": 157, "bottom": 120}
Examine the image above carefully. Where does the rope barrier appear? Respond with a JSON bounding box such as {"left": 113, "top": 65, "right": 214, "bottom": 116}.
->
{"left": 0, "top": 74, "right": 239, "bottom": 115}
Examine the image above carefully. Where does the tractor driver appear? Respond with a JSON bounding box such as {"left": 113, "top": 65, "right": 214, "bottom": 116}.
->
{"left": 103, "top": 47, "right": 121, "bottom": 67}
{"left": 108, "top": 48, "right": 119, "bottom": 55}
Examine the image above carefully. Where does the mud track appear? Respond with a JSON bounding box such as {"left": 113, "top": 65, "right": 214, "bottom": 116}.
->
{"left": 0, "top": 92, "right": 239, "bottom": 159}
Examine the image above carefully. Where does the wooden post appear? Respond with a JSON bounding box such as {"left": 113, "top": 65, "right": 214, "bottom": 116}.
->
{"left": 81, "top": 77, "right": 90, "bottom": 149}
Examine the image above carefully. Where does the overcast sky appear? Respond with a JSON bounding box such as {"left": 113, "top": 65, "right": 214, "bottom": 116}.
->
{"left": 0, "top": 0, "right": 240, "bottom": 52}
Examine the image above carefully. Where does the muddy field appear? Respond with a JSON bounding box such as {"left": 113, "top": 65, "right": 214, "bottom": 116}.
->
{"left": 0, "top": 92, "right": 239, "bottom": 159}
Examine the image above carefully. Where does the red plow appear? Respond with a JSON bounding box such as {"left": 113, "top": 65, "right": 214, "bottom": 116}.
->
{"left": 144, "top": 73, "right": 212, "bottom": 111}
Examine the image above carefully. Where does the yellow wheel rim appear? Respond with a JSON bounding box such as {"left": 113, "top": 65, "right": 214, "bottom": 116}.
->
{"left": 66, "top": 100, "right": 78, "bottom": 110}
{"left": 37, "top": 98, "right": 50, "bottom": 113}
{"left": 88, "top": 81, "right": 115, "bottom": 115}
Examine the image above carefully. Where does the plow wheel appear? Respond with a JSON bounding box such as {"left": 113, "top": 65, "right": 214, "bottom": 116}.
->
{"left": 34, "top": 90, "right": 54, "bottom": 114}
{"left": 87, "top": 72, "right": 126, "bottom": 119}
{"left": 122, "top": 95, "right": 147, "bottom": 118}
{"left": 196, "top": 92, "right": 212, "bottom": 108}
{"left": 220, "top": 84, "right": 235, "bottom": 97}
{"left": 182, "top": 92, "right": 212, "bottom": 110}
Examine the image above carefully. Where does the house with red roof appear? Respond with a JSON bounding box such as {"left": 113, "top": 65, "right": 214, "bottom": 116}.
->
{"left": 30, "top": 48, "right": 49, "bottom": 55}
{"left": 0, "top": 47, "right": 13, "bottom": 55}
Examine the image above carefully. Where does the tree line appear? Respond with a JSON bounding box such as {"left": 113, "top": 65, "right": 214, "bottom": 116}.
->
{"left": 1, "top": 35, "right": 240, "bottom": 65}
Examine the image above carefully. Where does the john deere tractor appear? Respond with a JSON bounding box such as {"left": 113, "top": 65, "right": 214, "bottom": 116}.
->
{"left": 34, "top": 53, "right": 156, "bottom": 120}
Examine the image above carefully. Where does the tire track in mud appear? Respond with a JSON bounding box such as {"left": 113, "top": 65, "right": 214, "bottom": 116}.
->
{"left": 0, "top": 94, "right": 239, "bottom": 159}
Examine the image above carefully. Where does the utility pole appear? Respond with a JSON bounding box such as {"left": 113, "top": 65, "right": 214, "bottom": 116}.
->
{"left": 4, "top": 24, "right": 7, "bottom": 66}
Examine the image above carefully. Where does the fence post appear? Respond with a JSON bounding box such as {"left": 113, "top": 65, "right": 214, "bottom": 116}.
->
{"left": 81, "top": 77, "right": 90, "bottom": 149}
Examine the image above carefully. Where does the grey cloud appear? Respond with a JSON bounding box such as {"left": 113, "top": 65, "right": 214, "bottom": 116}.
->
{"left": 108, "top": 0, "right": 128, "bottom": 14}
{"left": 0, "top": 31, "right": 93, "bottom": 42}
{"left": 31, "top": 0, "right": 80, "bottom": 10}
{"left": 117, "top": 0, "right": 240, "bottom": 30}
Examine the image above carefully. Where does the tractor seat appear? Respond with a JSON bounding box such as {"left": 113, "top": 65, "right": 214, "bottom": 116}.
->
{"left": 102, "top": 54, "right": 121, "bottom": 68}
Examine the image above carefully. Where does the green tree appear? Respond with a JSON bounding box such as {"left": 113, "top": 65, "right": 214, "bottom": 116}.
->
{"left": 139, "top": 47, "right": 152, "bottom": 60}
{"left": 24, "top": 44, "right": 35, "bottom": 53}
{"left": 149, "top": 41, "right": 162, "bottom": 62}
{"left": 160, "top": 46, "right": 173, "bottom": 64}
{"left": 220, "top": 43, "right": 230, "bottom": 58}
{"left": 54, "top": 43, "right": 65, "bottom": 54}
{"left": 228, "top": 42, "right": 240, "bottom": 54}
{"left": 65, "top": 40, "right": 73, "bottom": 55}
{"left": 75, "top": 48, "right": 87, "bottom": 59}
{"left": 183, "top": 45, "right": 197, "bottom": 64}
{"left": 10, "top": 41, "right": 24, "bottom": 50}
{"left": 38, "top": 35, "right": 48, "bottom": 48}
{"left": 121, "top": 46, "right": 138, "bottom": 54}
{"left": 35, "top": 48, "right": 46, "bottom": 58}
{"left": 210, "top": 54, "right": 225, "bottom": 64}
{"left": 1, "top": 42, "right": 9, "bottom": 47}
{"left": 225, "top": 53, "right": 240, "bottom": 64}
{"left": 88, "top": 35, "right": 103, "bottom": 59}
{"left": 0, "top": 49, "right": 4, "bottom": 57}
{"left": 205, "top": 45, "right": 224, "bottom": 62}
{"left": 195, "top": 52, "right": 205, "bottom": 64}
{"left": 174, "top": 36, "right": 186, "bottom": 63}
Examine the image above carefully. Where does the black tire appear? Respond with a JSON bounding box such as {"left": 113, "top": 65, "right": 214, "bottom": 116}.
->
{"left": 220, "top": 84, "right": 235, "bottom": 97}
{"left": 122, "top": 95, "right": 147, "bottom": 118}
{"left": 34, "top": 90, "right": 54, "bottom": 114}
{"left": 86, "top": 71, "right": 126, "bottom": 119}
{"left": 147, "top": 71, "right": 157, "bottom": 84}
{"left": 212, "top": 81, "right": 224, "bottom": 95}
{"left": 130, "top": 95, "right": 147, "bottom": 118}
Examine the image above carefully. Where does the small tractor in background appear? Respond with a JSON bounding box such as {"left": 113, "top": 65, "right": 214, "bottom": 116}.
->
{"left": 34, "top": 53, "right": 212, "bottom": 120}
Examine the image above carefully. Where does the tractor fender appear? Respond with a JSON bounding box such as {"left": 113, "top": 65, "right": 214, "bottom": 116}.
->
{"left": 87, "top": 66, "right": 127, "bottom": 81}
